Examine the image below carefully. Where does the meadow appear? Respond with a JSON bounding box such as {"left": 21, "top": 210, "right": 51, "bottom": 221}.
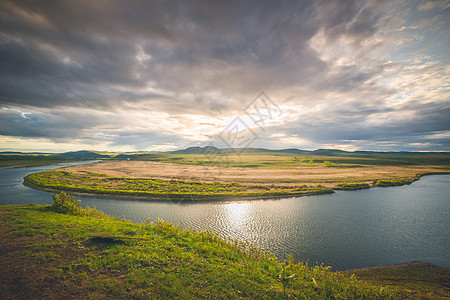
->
{"left": 24, "top": 170, "right": 333, "bottom": 199}
{"left": 0, "top": 194, "right": 406, "bottom": 299}
{"left": 22, "top": 151, "right": 450, "bottom": 199}
{"left": 3, "top": 151, "right": 450, "bottom": 299}
{"left": 0, "top": 154, "right": 77, "bottom": 167}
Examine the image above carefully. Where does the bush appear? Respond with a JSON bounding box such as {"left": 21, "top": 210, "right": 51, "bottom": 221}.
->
{"left": 50, "top": 192, "right": 83, "bottom": 215}
{"left": 49, "top": 192, "right": 116, "bottom": 220}
{"left": 324, "top": 161, "right": 340, "bottom": 167}
{"left": 337, "top": 183, "right": 370, "bottom": 190}
{"left": 375, "top": 178, "right": 416, "bottom": 187}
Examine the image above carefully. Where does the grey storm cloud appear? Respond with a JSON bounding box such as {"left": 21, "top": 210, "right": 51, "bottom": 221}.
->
{"left": 279, "top": 100, "right": 450, "bottom": 149}
{"left": 0, "top": 108, "right": 93, "bottom": 139}
{"left": 0, "top": 0, "right": 449, "bottom": 151}
{"left": 0, "top": 0, "right": 385, "bottom": 108}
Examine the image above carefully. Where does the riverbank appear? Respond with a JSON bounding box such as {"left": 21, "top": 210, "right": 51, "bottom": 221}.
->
{"left": 345, "top": 261, "right": 450, "bottom": 299}
{"left": 23, "top": 170, "right": 335, "bottom": 201}
{"left": 58, "top": 160, "right": 450, "bottom": 189}
{"left": 0, "top": 204, "right": 420, "bottom": 299}
{"left": 23, "top": 166, "right": 450, "bottom": 201}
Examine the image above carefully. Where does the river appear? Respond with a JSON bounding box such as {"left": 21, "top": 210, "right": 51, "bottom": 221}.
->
{"left": 1, "top": 161, "right": 449, "bottom": 270}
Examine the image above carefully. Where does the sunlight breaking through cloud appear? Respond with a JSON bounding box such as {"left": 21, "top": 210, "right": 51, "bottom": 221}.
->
{"left": 0, "top": 0, "right": 449, "bottom": 152}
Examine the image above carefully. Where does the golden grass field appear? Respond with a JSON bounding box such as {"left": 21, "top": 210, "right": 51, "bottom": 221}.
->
{"left": 59, "top": 154, "right": 449, "bottom": 189}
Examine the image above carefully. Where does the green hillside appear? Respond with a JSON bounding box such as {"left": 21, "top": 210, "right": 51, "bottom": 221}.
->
{"left": 0, "top": 194, "right": 404, "bottom": 299}
{"left": 2, "top": 147, "right": 450, "bottom": 167}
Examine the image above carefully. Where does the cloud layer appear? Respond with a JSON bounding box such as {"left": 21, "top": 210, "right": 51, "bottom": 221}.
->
{"left": 1, "top": 0, "right": 449, "bottom": 152}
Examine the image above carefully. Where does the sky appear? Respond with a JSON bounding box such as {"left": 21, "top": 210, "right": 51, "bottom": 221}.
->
{"left": 0, "top": 0, "right": 449, "bottom": 153}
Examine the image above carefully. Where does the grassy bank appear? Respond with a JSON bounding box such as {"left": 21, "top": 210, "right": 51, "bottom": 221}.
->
{"left": 23, "top": 167, "right": 450, "bottom": 201}
{"left": 346, "top": 261, "right": 450, "bottom": 299}
{"left": 0, "top": 195, "right": 403, "bottom": 299}
{"left": 53, "top": 158, "right": 450, "bottom": 188}
{"left": 24, "top": 170, "right": 334, "bottom": 200}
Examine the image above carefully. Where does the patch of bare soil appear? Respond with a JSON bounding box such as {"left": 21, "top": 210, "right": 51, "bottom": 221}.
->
{"left": 0, "top": 207, "right": 95, "bottom": 299}
{"left": 346, "top": 261, "right": 450, "bottom": 299}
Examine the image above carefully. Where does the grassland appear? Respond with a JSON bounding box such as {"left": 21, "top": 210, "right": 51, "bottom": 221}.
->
{"left": 0, "top": 197, "right": 406, "bottom": 299}
{"left": 0, "top": 154, "right": 78, "bottom": 168}
{"left": 22, "top": 150, "right": 450, "bottom": 200}
{"left": 24, "top": 170, "right": 334, "bottom": 200}
{"left": 66, "top": 153, "right": 450, "bottom": 189}
{"left": 128, "top": 150, "right": 450, "bottom": 167}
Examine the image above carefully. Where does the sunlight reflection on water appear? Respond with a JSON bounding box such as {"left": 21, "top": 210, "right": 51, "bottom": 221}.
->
{"left": 1, "top": 164, "right": 449, "bottom": 270}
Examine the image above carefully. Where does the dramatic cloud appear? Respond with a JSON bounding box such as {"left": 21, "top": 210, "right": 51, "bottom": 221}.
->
{"left": 0, "top": 0, "right": 449, "bottom": 152}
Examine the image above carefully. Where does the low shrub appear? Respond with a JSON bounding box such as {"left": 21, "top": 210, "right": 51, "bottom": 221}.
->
{"left": 375, "top": 178, "right": 416, "bottom": 187}
{"left": 337, "top": 183, "right": 370, "bottom": 190}
{"left": 49, "top": 192, "right": 116, "bottom": 220}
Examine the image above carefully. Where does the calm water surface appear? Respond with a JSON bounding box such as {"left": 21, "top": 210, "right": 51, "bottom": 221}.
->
{"left": 1, "top": 162, "right": 449, "bottom": 270}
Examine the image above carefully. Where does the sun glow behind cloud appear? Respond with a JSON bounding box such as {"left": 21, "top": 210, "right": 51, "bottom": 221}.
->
{"left": 0, "top": 0, "right": 449, "bottom": 152}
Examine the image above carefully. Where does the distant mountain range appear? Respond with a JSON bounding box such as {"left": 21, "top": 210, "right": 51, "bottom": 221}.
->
{"left": 55, "top": 150, "right": 111, "bottom": 159}
{"left": 171, "top": 146, "right": 310, "bottom": 155}
{"left": 170, "top": 146, "right": 449, "bottom": 156}
{"left": 1, "top": 147, "right": 449, "bottom": 159}
{"left": 0, "top": 150, "right": 112, "bottom": 159}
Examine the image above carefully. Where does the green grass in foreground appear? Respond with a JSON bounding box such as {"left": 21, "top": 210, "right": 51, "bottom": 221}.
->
{"left": 0, "top": 193, "right": 401, "bottom": 299}
{"left": 25, "top": 170, "right": 333, "bottom": 198}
